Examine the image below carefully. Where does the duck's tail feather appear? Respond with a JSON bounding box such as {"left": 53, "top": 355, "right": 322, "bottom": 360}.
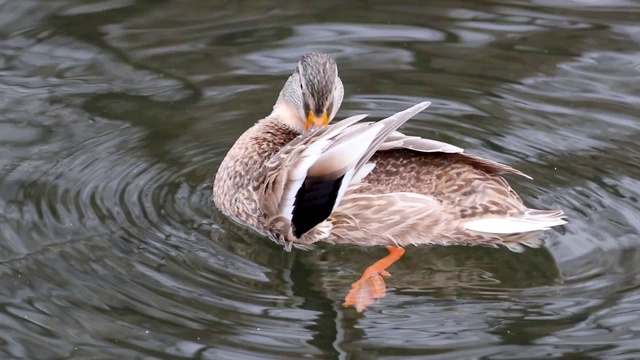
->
{"left": 463, "top": 208, "right": 566, "bottom": 252}
{"left": 464, "top": 209, "right": 566, "bottom": 235}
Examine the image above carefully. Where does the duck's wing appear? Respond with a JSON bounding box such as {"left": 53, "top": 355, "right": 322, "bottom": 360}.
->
{"left": 259, "top": 101, "right": 432, "bottom": 241}
{"left": 378, "top": 130, "right": 532, "bottom": 179}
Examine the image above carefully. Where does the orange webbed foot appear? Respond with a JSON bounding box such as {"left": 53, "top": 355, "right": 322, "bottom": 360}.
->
{"left": 343, "top": 247, "right": 405, "bottom": 312}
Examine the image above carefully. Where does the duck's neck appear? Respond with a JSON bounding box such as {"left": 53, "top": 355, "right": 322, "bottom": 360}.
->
{"left": 269, "top": 100, "right": 305, "bottom": 134}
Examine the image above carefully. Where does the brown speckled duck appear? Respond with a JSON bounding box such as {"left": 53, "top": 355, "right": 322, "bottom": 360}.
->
{"left": 213, "top": 52, "right": 566, "bottom": 311}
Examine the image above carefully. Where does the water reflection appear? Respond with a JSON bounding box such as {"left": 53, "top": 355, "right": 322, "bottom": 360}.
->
{"left": 0, "top": 0, "right": 639, "bottom": 358}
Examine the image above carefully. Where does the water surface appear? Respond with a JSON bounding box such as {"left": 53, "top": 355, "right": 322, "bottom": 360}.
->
{"left": 1, "top": 0, "right": 640, "bottom": 359}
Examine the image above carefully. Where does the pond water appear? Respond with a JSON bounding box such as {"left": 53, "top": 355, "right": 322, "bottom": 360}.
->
{"left": 1, "top": 0, "right": 640, "bottom": 358}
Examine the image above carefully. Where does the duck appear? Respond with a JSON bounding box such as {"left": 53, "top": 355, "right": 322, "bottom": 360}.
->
{"left": 213, "top": 52, "right": 567, "bottom": 311}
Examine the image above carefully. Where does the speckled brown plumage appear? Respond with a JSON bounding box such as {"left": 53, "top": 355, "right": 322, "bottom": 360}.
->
{"left": 365, "top": 150, "right": 525, "bottom": 215}
{"left": 325, "top": 150, "right": 539, "bottom": 250}
{"left": 214, "top": 118, "right": 298, "bottom": 234}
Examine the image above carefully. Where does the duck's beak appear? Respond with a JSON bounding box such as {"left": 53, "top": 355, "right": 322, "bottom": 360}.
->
{"left": 303, "top": 110, "right": 329, "bottom": 131}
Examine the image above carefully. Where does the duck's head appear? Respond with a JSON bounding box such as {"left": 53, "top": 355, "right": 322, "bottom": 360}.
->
{"left": 272, "top": 52, "right": 344, "bottom": 132}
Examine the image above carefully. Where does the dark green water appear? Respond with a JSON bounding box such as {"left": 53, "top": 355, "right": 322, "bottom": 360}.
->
{"left": 1, "top": 0, "right": 640, "bottom": 359}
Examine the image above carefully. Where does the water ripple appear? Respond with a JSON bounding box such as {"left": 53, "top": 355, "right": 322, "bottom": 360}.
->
{"left": 1, "top": 0, "right": 640, "bottom": 359}
{"left": 0, "top": 117, "right": 319, "bottom": 357}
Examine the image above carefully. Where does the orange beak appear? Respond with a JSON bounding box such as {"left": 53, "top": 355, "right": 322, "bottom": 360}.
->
{"left": 303, "top": 110, "right": 329, "bottom": 131}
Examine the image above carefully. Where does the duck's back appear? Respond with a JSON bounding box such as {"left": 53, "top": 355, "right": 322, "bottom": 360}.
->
{"left": 362, "top": 149, "right": 527, "bottom": 219}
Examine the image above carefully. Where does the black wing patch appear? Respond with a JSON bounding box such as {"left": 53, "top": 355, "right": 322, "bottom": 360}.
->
{"left": 291, "top": 173, "right": 345, "bottom": 238}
